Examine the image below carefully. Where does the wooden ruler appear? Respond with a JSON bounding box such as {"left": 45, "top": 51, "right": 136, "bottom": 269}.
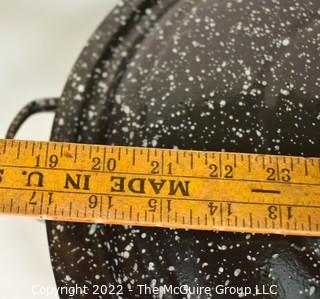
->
{"left": 0, "top": 138, "right": 319, "bottom": 237}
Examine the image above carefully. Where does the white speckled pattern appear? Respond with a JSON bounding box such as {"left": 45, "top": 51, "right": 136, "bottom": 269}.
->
{"left": 48, "top": 0, "right": 320, "bottom": 298}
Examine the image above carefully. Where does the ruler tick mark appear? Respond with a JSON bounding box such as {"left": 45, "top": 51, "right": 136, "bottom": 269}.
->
{"left": 251, "top": 189, "right": 280, "bottom": 194}
{"left": 74, "top": 145, "right": 78, "bottom": 163}
{"left": 276, "top": 157, "right": 280, "bottom": 181}
{"left": 308, "top": 215, "right": 312, "bottom": 231}
{"left": 16, "top": 141, "right": 21, "bottom": 159}
{"left": 305, "top": 160, "right": 308, "bottom": 176}
{"left": 69, "top": 201, "right": 72, "bottom": 217}
{"left": 102, "top": 147, "right": 106, "bottom": 171}
{"left": 31, "top": 142, "right": 35, "bottom": 156}
{"left": 3, "top": 140, "right": 7, "bottom": 154}
{"left": 248, "top": 155, "right": 251, "bottom": 172}
{"left": 132, "top": 149, "right": 136, "bottom": 165}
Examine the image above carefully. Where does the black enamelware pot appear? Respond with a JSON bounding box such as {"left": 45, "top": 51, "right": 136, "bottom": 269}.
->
{"left": 8, "top": 0, "right": 320, "bottom": 298}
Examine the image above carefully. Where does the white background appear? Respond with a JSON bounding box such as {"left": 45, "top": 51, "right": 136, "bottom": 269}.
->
{"left": 0, "top": 1, "right": 119, "bottom": 298}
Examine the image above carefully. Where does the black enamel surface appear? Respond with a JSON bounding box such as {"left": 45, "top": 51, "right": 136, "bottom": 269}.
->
{"left": 48, "top": 0, "right": 320, "bottom": 298}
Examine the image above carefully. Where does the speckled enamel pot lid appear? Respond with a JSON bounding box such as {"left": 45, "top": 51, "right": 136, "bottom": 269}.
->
{"left": 48, "top": 0, "right": 320, "bottom": 298}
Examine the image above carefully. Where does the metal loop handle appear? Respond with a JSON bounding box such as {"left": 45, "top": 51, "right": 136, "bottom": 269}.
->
{"left": 6, "top": 98, "right": 59, "bottom": 139}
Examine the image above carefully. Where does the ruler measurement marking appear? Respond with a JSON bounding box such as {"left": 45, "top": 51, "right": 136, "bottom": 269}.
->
{"left": 251, "top": 189, "right": 280, "bottom": 194}
{"left": 60, "top": 144, "right": 64, "bottom": 158}
{"left": 100, "top": 196, "right": 103, "bottom": 218}
{"left": 1, "top": 185, "right": 320, "bottom": 208}
{"left": 44, "top": 143, "right": 49, "bottom": 168}
{"left": 190, "top": 153, "right": 194, "bottom": 170}
{"left": 160, "top": 198, "right": 163, "bottom": 222}
{"left": 219, "top": 153, "right": 222, "bottom": 177}
{"left": 161, "top": 151, "right": 164, "bottom": 175}
{"left": 89, "top": 146, "right": 92, "bottom": 159}
{"left": 132, "top": 149, "right": 136, "bottom": 165}
{"left": 305, "top": 160, "right": 309, "bottom": 176}
{"left": 308, "top": 215, "right": 312, "bottom": 231}
{"left": 102, "top": 147, "right": 106, "bottom": 171}
{"left": 264, "top": 217, "right": 267, "bottom": 228}
{"left": 279, "top": 205, "right": 283, "bottom": 229}
{"left": 0, "top": 139, "right": 319, "bottom": 237}
{"left": 118, "top": 147, "right": 121, "bottom": 161}
{"left": 31, "top": 142, "right": 35, "bottom": 156}
{"left": 69, "top": 201, "right": 73, "bottom": 217}
{"left": 39, "top": 193, "right": 44, "bottom": 215}
{"left": 9, "top": 198, "right": 13, "bottom": 213}
{"left": 249, "top": 213, "right": 253, "bottom": 228}
{"left": 147, "top": 148, "right": 150, "bottom": 162}
{"left": 84, "top": 206, "right": 87, "bottom": 218}
{"left": 74, "top": 145, "right": 78, "bottom": 163}
{"left": 16, "top": 141, "right": 21, "bottom": 159}
{"left": 276, "top": 157, "right": 280, "bottom": 181}
{"left": 3, "top": 140, "right": 7, "bottom": 154}
{"left": 311, "top": 158, "right": 314, "bottom": 166}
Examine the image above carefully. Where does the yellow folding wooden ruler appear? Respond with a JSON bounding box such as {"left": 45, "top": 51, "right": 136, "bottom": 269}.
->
{"left": 0, "top": 138, "right": 319, "bottom": 237}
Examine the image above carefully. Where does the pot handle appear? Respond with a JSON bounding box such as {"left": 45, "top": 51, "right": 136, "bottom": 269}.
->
{"left": 6, "top": 98, "right": 59, "bottom": 139}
